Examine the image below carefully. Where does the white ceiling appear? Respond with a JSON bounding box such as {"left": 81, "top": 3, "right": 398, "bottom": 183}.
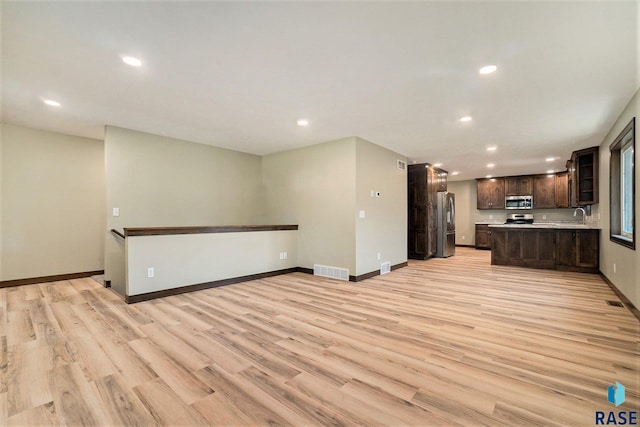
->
{"left": 2, "top": 1, "right": 638, "bottom": 180}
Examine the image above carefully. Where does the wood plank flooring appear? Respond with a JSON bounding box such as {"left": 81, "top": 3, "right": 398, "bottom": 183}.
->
{"left": 1, "top": 247, "right": 638, "bottom": 426}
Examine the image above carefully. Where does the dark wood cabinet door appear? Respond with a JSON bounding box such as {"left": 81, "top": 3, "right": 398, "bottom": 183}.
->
{"left": 491, "top": 178, "right": 506, "bottom": 209}
{"left": 476, "top": 179, "right": 492, "bottom": 209}
{"left": 408, "top": 166, "right": 427, "bottom": 259}
{"left": 506, "top": 230, "right": 523, "bottom": 264}
{"left": 555, "top": 172, "right": 570, "bottom": 208}
{"left": 491, "top": 229, "right": 507, "bottom": 264}
{"left": 556, "top": 230, "right": 576, "bottom": 267}
{"left": 536, "top": 230, "right": 556, "bottom": 268}
{"left": 427, "top": 203, "right": 438, "bottom": 257}
{"left": 576, "top": 230, "right": 599, "bottom": 268}
{"left": 475, "top": 225, "right": 491, "bottom": 249}
{"left": 506, "top": 176, "right": 533, "bottom": 196}
{"left": 477, "top": 178, "right": 505, "bottom": 209}
{"left": 533, "top": 175, "right": 556, "bottom": 209}
{"left": 505, "top": 178, "right": 518, "bottom": 196}
{"left": 408, "top": 164, "right": 440, "bottom": 259}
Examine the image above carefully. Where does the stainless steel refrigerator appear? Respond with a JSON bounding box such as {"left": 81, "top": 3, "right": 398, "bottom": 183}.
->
{"left": 436, "top": 192, "right": 455, "bottom": 257}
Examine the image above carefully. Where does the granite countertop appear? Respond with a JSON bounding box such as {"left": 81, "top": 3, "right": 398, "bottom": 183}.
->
{"left": 487, "top": 222, "right": 601, "bottom": 230}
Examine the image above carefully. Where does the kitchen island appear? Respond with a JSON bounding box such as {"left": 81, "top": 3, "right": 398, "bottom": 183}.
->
{"left": 488, "top": 223, "right": 600, "bottom": 273}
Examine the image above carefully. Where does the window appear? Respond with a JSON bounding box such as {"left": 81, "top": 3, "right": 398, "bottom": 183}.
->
{"left": 610, "top": 117, "right": 635, "bottom": 249}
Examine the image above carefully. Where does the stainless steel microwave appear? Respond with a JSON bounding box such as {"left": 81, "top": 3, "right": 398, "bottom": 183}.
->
{"left": 505, "top": 195, "right": 533, "bottom": 210}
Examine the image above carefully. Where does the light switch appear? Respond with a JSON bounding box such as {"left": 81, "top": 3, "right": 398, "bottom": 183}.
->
{"left": 359, "top": 210, "right": 366, "bottom": 218}
{"left": 112, "top": 207, "right": 120, "bottom": 217}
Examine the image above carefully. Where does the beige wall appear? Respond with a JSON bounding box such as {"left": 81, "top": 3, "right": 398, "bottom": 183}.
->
{"left": 0, "top": 125, "right": 3, "bottom": 279}
{"left": 448, "top": 179, "right": 592, "bottom": 246}
{"left": 262, "top": 137, "right": 357, "bottom": 273}
{"left": 105, "top": 126, "right": 263, "bottom": 295}
{"left": 355, "top": 137, "right": 407, "bottom": 275}
{"left": 1, "top": 123, "right": 105, "bottom": 281}
{"left": 598, "top": 87, "right": 640, "bottom": 308}
{"left": 127, "top": 230, "right": 297, "bottom": 296}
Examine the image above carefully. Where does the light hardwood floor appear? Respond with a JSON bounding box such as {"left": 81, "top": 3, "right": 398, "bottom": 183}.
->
{"left": 1, "top": 247, "right": 638, "bottom": 426}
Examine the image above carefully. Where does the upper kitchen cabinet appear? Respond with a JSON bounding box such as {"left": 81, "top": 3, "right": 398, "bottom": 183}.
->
{"left": 533, "top": 174, "right": 556, "bottom": 209}
{"left": 555, "top": 171, "right": 570, "bottom": 208}
{"left": 436, "top": 168, "right": 448, "bottom": 192}
{"left": 567, "top": 146, "right": 599, "bottom": 206}
{"left": 505, "top": 176, "right": 533, "bottom": 196}
{"left": 477, "top": 178, "right": 505, "bottom": 210}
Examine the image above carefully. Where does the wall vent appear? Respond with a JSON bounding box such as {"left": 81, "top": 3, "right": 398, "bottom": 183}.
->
{"left": 397, "top": 159, "right": 407, "bottom": 170}
{"left": 380, "top": 262, "right": 391, "bottom": 275}
{"left": 313, "top": 264, "right": 349, "bottom": 281}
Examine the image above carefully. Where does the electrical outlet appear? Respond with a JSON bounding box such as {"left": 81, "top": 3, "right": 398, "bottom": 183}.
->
{"left": 112, "top": 207, "right": 120, "bottom": 217}
{"left": 461, "top": 235, "right": 465, "bottom": 240}
{"left": 359, "top": 210, "right": 366, "bottom": 218}
{"left": 147, "top": 267, "right": 155, "bottom": 278}
{"left": 542, "top": 215, "right": 547, "bottom": 220}
{"left": 283, "top": 252, "right": 288, "bottom": 260}
{"left": 613, "top": 263, "right": 617, "bottom": 274}
{"left": 377, "top": 252, "right": 381, "bottom": 260}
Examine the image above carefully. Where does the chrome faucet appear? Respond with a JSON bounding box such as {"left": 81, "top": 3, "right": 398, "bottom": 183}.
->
{"left": 573, "top": 207, "right": 587, "bottom": 224}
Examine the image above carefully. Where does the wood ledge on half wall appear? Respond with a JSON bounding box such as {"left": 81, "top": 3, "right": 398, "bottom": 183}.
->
{"left": 124, "top": 224, "right": 298, "bottom": 237}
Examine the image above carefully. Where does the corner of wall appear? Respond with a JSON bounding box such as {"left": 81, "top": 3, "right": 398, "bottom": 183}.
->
{"left": 354, "top": 138, "right": 407, "bottom": 275}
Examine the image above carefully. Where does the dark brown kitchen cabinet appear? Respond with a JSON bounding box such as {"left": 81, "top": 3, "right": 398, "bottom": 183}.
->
{"left": 555, "top": 229, "right": 599, "bottom": 272}
{"left": 436, "top": 169, "right": 448, "bottom": 192}
{"left": 505, "top": 176, "right": 533, "bottom": 196}
{"left": 533, "top": 174, "right": 556, "bottom": 209}
{"left": 491, "top": 228, "right": 555, "bottom": 269}
{"left": 477, "top": 178, "right": 505, "bottom": 210}
{"left": 408, "top": 164, "right": 439, "bottom": 259}
{"left": 555, "top": 171, "right": 570, "bottom": 208}
{"left": 475, "top": 224, "right": 491, "bottom": 249}
{"left": 567, "top": 146, "right": 599, "bottom": 206}
{"left": 492, "top": 226, "right": 599, "bottom": 273}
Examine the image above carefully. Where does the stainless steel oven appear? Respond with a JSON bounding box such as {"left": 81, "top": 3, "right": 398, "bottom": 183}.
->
{"left": 505, "top": 195, "right": 533, "bottom": 210}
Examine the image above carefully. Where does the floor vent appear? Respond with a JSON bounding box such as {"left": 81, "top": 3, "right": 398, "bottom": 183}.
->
{"left": 380, "top": 262, "right": 391, "bottom": 275}
{"left": 313, "top": 264, "right": 349, "bottom": 281}
{"left": 606, "top": 300, "right": 624, "bottom": 307}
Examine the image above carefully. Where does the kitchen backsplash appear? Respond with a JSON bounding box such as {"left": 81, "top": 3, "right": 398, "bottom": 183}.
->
{"left": 473, "top": 206, "right": 600, "bottom": 225}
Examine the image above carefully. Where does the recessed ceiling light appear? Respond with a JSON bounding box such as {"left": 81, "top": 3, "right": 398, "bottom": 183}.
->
{"left": 459, "top": 116, "right": 473, "bottom": 122}
{"left": 487, "top": 163, "right": 495, "bottom": 168}
{"left": 122, "top": 56, "right": 142, "bottom": 67}
{"left": 479, "top": 65, "right": 497, "bottom": 75}
{"left": 486, "top": 175, "right": 493, "bottom": 178}
{"left": 296, "top": 119, "right": 309, "bottom": 126}
{"left": 43, "top": 99, "right": 61, "bottom": 107}
{"left": 545, "top": 157, "right": 556, "bottom": 162}
{"left": 452, "top": 171, "right": 460, "bottom": 175}
{"left": 487, "top": 146, "right": 497, "bottom": 151}
{"left": 433, "top": 163, "right": 442, "bottom": 167}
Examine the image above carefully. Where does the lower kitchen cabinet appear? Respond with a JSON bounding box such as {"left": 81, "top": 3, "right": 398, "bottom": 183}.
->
{"left": 491, "top": 227, "right": 599, "bottom": 273}
{"left": 491, "top": 228, "right": 556, "bottom": 269}
{"left": 556, "top": 229, "right": 599, "bottom": 271}
{"left": 475, "top": 224, "right": 492, "bottom": 249}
